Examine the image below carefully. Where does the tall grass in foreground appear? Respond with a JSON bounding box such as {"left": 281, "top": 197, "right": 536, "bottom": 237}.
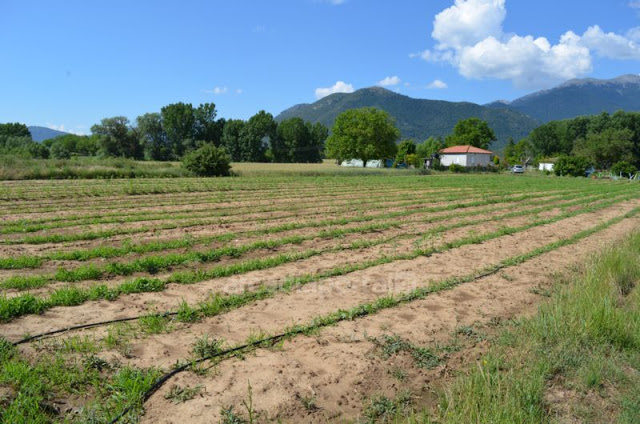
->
{"left": 418, "top": 232, "right": 640, "bottom": 424}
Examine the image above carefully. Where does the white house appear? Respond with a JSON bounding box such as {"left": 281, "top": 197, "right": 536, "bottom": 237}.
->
{"left": 439, "top": 145, "right": 494, "bottom": 167}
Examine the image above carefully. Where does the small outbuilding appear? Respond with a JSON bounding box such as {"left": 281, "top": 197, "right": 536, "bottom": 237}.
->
{"left": 340, "top": 159, "right": 384, "bottom": 168}
{"left": 538, "top": 159, "right": 556, "bottom": 172}
{"left": 439, "top": 145, "right": 494, "bottom": 167}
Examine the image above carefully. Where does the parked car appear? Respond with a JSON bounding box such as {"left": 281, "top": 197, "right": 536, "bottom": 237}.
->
{"left": 511, "top": 165, "right": 524, "bottom": 174}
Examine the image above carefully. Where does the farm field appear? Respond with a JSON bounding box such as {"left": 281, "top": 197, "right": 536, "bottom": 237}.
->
{"left": 0, "top": 173, "right": 639, "bottom": 423}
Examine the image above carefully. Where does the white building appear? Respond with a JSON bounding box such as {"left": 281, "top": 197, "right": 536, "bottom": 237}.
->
{"left": 539, "top": 162, "right": 555, "bottom": 171}
{"left": 341, "top": 159, "right": 383, "bottom": 168}
{"left": 439, "top": 145, "right": 494, "bottom": 167}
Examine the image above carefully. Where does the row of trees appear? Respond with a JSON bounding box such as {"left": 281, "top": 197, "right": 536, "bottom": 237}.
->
{"left": 0, "top": 123, "right": 49, "bottom": 158}
{"left": 1, "top": 103, "right": 327, "bottom": 164}
{"left": 527, "top": 111, "right": 640, "bottom": 169}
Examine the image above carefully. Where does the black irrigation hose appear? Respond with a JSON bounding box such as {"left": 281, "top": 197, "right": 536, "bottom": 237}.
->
{"left": 108, "top": 332, "right": 293, "bottom": 424}
{"left": 108, "top": 265, "right": 506, "bottom": 424}
{"left": 13, "top": 312, "right": 177, "bottom": 346}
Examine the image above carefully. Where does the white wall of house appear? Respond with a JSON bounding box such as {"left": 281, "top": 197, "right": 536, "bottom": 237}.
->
{"left": 440, "top": 153, "right": 491, "bottom": 167}
{"left": 539, "top": 162, "right": 554, "bottom": 171}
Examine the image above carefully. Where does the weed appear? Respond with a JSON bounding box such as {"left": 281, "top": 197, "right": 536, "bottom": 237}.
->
{"left": 164, "top": 384, "right": 203, "bottom": 404}
{"left": 192, "top": 334, "right": 223, "bottom": 359}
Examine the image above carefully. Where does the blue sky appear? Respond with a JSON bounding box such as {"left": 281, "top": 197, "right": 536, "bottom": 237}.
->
{"left": 1, "top": 0, "right": 640, "bottom": 135}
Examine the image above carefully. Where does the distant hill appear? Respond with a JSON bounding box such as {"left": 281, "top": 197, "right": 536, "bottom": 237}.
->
{"left": 28, "top": 126, "right": 69, "bottom": 142}
{"left": 487, "top": 75, "right": 640, "bottom": 123}
{"left": 276, "top": 87, "right": 539, "bottom": 152}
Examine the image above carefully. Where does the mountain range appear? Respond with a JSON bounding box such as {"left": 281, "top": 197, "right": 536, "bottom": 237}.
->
{"left": 28, "top": 126, "right": 69, "bottom": 142}
{"left": 277, "top": 74, "right": 640, "bottom": 152}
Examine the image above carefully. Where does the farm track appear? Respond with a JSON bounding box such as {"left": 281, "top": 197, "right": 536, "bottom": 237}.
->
{"left": 1, "top": 174, "right": 638, "bottom": 423}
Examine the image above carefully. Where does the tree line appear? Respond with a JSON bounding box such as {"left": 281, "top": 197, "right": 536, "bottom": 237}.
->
{"left": 0, "top": 103, "right": 327, "bottom": 164}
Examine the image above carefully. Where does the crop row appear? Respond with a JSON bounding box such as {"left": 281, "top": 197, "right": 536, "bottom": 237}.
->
{"left": 0, "top": 194, "right": 634, "bottom": 322}
{"left": 0, "top": 188, "right": 547, "bottom": 245}
{"left": 0, "top": 173, "right": 610, "bottom": 203}
{"left": 0, "top": 186, "right": 616, "bottom": 272}
{"left": 0, "top": 185, "right": 504, "bottom": 236}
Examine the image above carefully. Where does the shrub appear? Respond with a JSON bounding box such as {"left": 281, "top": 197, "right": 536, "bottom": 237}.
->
{"left": 611, "top": 161, "right": 636, "bottom": 178}
{"left": 449, "top": 164, "right": 466, "bottom": 173}
{"left": 182, "top": 144, "right": 231, "bottom": 177}
{"left": 554, "top": 155, "right": 591, "bottom": 177}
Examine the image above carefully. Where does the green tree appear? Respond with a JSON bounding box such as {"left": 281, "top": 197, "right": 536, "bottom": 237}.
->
{"left": 325, "top": 107, "right": 399, "bottom": 167}
{"left": 240, "top": 111, "right": 276, "bottom": 162}
{"left": 554, "top": 155, "right": 592, "bottom": 177}
{"left": 395, "top": 139, "right": 416, "bottom": 164}
{"left": 161, "top": 102, "right": 195, "bottom": 157}
{"left": 91, "top": 117, "right": 143, "bottom": 159}
{"left": 513, "top": 139, "right": 534, "bottom": 167}
{"left": 529, "top": 121, "right": 571, "bottom": 157}
{"left": 416, "top": 137, "right": 444, "bottom": 159}
{"left": 44, "top": 134, "right": 100, "bottom": 157}
{"left": 572, "top": 128, "right": 634, "bottom": 169}
{"left": 136, "top": 113, "right": 170, "bottom": 161}
{"left": 0, "top": 123, "right": 31, "bottom": 139}
{"left": 306, "top": 122, "right": 328, "bottom": 163}
{"left": 610, "top": 161, "right": 636, "bottom": 178}
{"left": 445, "top": 118, "right": 496, "bottom": 149}
{"left": 221, "top": 119, "right": 245, "bottom": 162}
{"left": 273, "top": 118, "right": 326, "bottom": 163}
{"left": 503, "top": 137, "right": 516, "bottom": 164}
{"left": 182, "top": 143, "right": 231, "bottom": 176}
{"left": 193, "top": 103, "right": 224, "bottom": 145}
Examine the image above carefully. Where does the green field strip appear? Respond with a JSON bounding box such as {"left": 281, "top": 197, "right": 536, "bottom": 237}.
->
{"left": 0, "top": 184, "right": 455, "bottom": 230}
{"left": 0, "top": 186, "right": 626, "bottom": 273}
{"left": 0, "top": 192, "right": 634, "bottom": 322}
{"left": 0, "top": 186, "right": 497, "bottom": 236}
{"left": 1, "top": 187, "right": 553, "bottom": 245}
{"left": 0, "top": 174, "right": 611, "bottom": 202}
{"left": 0, "top": 187, "right": 600, "bottom": 270}
{"left": 0, "top": 182, "right": 445, "bottom": 217}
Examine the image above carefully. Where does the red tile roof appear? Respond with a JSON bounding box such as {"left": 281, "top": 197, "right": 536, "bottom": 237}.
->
{"left": 440, "top": 145, "right": 494, "bottom": 154}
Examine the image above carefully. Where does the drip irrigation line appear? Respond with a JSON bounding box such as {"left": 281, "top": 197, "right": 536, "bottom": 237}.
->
{"left": 107, "top": 332, "right": 293, "bottom": 424}
{"left": 13, "top": 312, "right": 177, "bottom": 346}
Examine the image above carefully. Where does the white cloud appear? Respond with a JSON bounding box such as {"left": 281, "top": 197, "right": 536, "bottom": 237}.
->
{"left": 432, "top": 0, "right": 506, "bottom": 50}
{"left": 427, "top": 79, "right": 448, "bottom": 89}
{"left": 581, "top": 25, "right": 640, "bottom": 60}
{"left": 377, "top": 76, "right": 401, "bottom": 87}
{"left": 204, "top": 86, "right": 228, "bottom": 95}
{"left": 630, "top": 1, "right": 640, "bottom": 9}
{"left": 46, "top": 123, "right": 86, "bottom": 135}
{"left": 315, "top": 81, "right": 355, "bottom": 99}
{"left": 416, "top": 0, "right": 640, "bottom": 89}
{"left": 235, "top": 89, "right": 244, "bottom": 95}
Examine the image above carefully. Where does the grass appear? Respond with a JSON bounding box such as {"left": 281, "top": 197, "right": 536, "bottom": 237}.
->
{"left": 0, "top": 155, "right": 191, "bottom": 180}
{"left": 412, "top": 231, "right": 640, "bottom": 424}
